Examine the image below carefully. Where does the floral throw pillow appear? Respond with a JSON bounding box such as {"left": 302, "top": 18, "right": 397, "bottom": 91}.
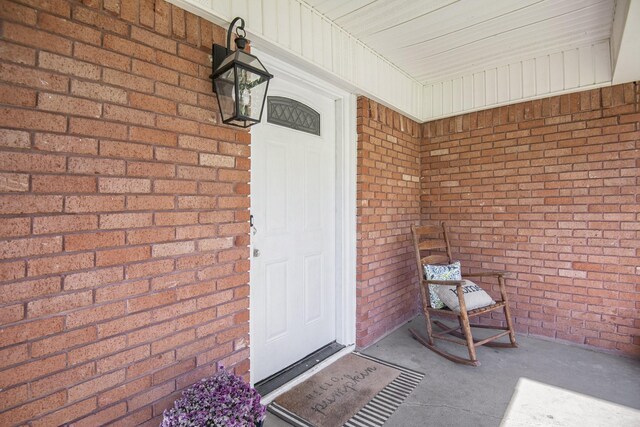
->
{"left": 423, "top": 261, "right": 462, "bottom": 309}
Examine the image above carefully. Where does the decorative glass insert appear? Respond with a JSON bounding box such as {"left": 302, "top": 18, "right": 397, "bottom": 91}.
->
{"left": 267, "top": 96, "right": 321, "bottom": 136}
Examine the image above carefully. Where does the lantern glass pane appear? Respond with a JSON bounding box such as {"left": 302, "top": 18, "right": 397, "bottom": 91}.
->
{"left": 237, "top": 66, "right": 268, "bottom": 121}
{"left": 213, "top": 68, "right": 236, "bottom": 121}
{"left": 237, "top": 50, "right": 269, "bottom": 73}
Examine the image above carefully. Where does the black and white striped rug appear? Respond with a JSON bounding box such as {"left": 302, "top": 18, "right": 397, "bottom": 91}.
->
{"left": 268, "top": 352, "right": 424, "bottom": 427}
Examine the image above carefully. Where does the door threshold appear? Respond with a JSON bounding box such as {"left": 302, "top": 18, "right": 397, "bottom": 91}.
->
{"left": 258, "top": 344, "right": 354, "bottom": 404}
{"left": 255, "top": 342, "right": 345, "bottom": 397}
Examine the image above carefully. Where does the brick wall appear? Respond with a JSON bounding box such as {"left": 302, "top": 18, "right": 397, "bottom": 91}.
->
{"left": 0, "top": 1, "right": 251, "bottom": 425}
{"left": 356, "top": 97, "right": 422, "bottom": 347}
{"left": 422, "top": 82, "right": 640, "bottom": 356}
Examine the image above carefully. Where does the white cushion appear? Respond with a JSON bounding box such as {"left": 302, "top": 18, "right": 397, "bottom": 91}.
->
{"left": 434, "top": 279, "right": 495, "bottom": 313}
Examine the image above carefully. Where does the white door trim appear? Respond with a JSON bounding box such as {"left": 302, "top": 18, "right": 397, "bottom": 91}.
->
{"left": 249, "top": 49, "right": 357, "bottom": 385}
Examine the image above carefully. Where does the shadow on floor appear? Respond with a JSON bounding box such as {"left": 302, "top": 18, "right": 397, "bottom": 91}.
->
{"left": 265, "top": 316, "right": 640, "bottom": 426}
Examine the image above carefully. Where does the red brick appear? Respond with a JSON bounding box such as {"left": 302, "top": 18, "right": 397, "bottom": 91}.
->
{"left": 0, "top": 1, "right": 37, "bottom": 24}
{"left": 103, "top": 68, "right": 154, "bottom": 93}
{"left": 127, "top": 381, "right": 173, "bottom": 411}
{"left": 72, "top": 4, "right": 129, "bottom": 35}
{"left": 32, "top": 175, "right": 97, "bottom": 193}
{"left": 38, "top": 12, "right": 101, "bottom": 45}
{"left": 99, "top": 177, "right": 152, "bottom": 193}
{"left": 39, "top": 51, "right": 100, "bottom": 79}
{"left": 71, "top": 80, "right": 128, "bottom": 104}
{"left": 34, "top": 133, "right": 98, "bottom": 155}
{"left": 98, "top": 376, "right": 153, "bottom": 407}
{"left": 96, "top": 246, "right": 151, "bottom": 267}
{"left": 130, "top": 126, "right": 177, "bottom": 147}
{"left": 104, "top": 104, "right": 155, "bottom": 126}
{"left": 65, "top": 231, "right": 125, "bottom": 251}
{"left": 0, "top": 391, "right": 66, "bottom": 426}
{"left": 156, "top": 82, "right": 197, "bottom": 104}
{"left": 31, "top": 326, "right": 98, "bottom": 357}
{"left": 65, "top": 195, "right": 125, "bottom": 213}
{"left": 126, "top": 259, "right": 175, "bottom": 279}
{"left": 28, "top": 252, "right": 94, "bottom": 276}
{"left": 0, "top": 62, "right": 68, "bottom": 92}
{"left": 0, "top": 128, "right": 30, "bottom": 149}
{"left": 33, "top": 214, "right": 98, "bottom": 235}
{"left": 69, "top": 117, "right": 128, "bottom": 139}
{"left": 0, "top": 151, "right": 65, "bottom": 173}
{"left": 0, "top": 317, "right": 64, "bottom": 349}
{"left": 0, "top": 107, "right": 67, "bottom": 132}
{"left": 157, "top": 115, "right": 199, "bottom": 135}
{"left": 155, "top": 146, "right": 198, "bottom": 164}
{"left": 66, "top": 301, "right": 126, "bottom": 328}
{"left": 0, "top": 353, "right": 66, "bottom": 388}
{"left": 95, "top": 279, "right": 150, "bottom": 302}
{"left": 131, "top": 92, "right": 177, "bottom": 115}
{"left": 69, "top": 336, "right": 127, "bottom": 366}
{"left": 31, "top": 397, "right": 97, "bottom": 427}
{"left": 37, "top": 92, "right": 101, "bottom": 117}
{"left": 0, "top": 83, "right": 36, "bottom": 107}
{"left": 3, "top": 22, "right": 71, "bottom": 55}
{"left": 0, "top": 40, "right": 36, "bottom": 65}
{"left": 0, "top": 218, "right": 31, "bottom": 238}
{"left": 97, "top": 345, "right": 150, "bottom": 373}
{"left": 0, "top": 236, "right": 62, "bottom": 260}
{"left": 178, "top": 196, "right": 216, "bottom": 209}
{"left": 153, "top": 179, "right": 197, "bottom": 194}
{"left": 104, "top": 34, "right": 155, "bottom": 61}
{"left": 0, "top": 277, "right": 60, "bottom": 305}
{"left": 16, "top": 0, "right": 71, "bottom": 16}
{"left": 127, "top": 195, "right": 175, "bottom": 211}
{"left": 72, "top": 403, "right": 127, "bottom": 426}
{"left": 131, "top": 26, "right": 176, "bottom": 54}
{"left": 132, "top": 59, "right": 178, "bottom": 85}
{"left": 0, "top": 304, "right": 24, "bottom": 326}
{"left": 127, "top": 161, "right": 175, "bottom": 178}
{"left": 128, "top": 290, "right": 177, "bottom": 313}
{"left": 99, "top": 212, "right": 153, "bottom": 229}
{"left": 0, "top": 194, "right": 63, "bottom": 214}
{"left": 27, "top": 290, "right": 93, "bottom": 317}
{"left": 151, "top": 241, "right": 195, "bottom": 257}
{"left": 75, "top": 43, "right": 131, "bottom": 71}
{"left": 68, "top": 369, "right": 126, "bottom": 403}
{"left": 68, "top": 157, "right": 126, "bottom": 175}
{"left": 100, "top": 140, "right": 154, "bottom": 160}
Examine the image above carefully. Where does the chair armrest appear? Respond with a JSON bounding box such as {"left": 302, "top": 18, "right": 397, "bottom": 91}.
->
{"left": 424, "top": 279, "right": 465, "bottom": 286}
{"left": 463, "top": 271, "right": 511, "bottom": 278}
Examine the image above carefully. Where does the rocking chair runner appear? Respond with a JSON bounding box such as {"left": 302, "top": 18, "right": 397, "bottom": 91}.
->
{"left": 409, "top": 223, "right": 517, "bottom": 366}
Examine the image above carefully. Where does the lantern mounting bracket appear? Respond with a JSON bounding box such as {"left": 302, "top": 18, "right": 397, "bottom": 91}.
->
{"left": 211, "top": 17, "right": 247, "bottom": 82}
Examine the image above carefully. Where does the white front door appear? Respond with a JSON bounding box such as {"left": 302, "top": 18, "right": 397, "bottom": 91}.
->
{"left": 250, "top": 78, "right": 336, "bottom": 383}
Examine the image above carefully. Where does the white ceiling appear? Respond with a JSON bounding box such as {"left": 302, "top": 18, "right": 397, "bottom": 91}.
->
{"left": 302, "top": 0, "right": 616, "bottom": 84}
{"left": 174, "top": 0, "right": 638, "bottom": 121}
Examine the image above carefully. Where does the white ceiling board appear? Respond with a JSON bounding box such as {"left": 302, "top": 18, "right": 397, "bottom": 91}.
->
{"left": 305, "top": 0, "right": 615, "bottom": 84}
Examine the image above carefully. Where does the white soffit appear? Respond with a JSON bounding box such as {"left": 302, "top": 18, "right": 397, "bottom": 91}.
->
{"left": 170, "top": 0, "right": 634, "bottom": 122}
{"left": 169, "top": 0, "right": 424, "bottom": 121}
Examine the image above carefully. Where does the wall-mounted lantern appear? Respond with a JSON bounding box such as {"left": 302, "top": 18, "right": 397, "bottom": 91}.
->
{"left": 211, "top": 17, "right": 273, "bottom": 128}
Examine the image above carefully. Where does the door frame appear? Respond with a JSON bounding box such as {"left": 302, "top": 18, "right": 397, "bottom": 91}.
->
{"left": 249, "top": 49, "right": 357, "bottom": 385}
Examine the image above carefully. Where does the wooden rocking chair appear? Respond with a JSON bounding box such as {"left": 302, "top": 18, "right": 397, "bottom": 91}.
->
{"left": 409, "top": 223, "right": 517, "bottom": 366}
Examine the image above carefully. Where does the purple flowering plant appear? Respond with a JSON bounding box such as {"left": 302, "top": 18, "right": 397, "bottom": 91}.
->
{"left": 162, "top": 367, "right": 266, "bottom": 427}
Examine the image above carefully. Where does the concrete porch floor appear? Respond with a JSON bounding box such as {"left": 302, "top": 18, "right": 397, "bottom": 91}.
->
{"left": 265, "top": 316, "right": 640, "bottom": 426}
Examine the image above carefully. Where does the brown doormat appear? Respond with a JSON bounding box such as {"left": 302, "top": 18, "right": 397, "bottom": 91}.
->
{"left": 269, "top": 352, "right": 424, "bottom": 427}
